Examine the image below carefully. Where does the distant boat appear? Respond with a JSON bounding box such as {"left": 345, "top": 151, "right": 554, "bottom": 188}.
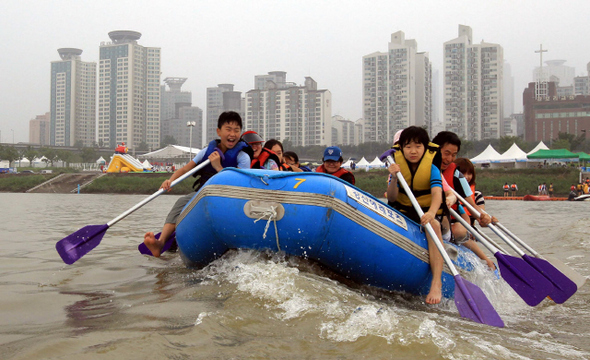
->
{"left": 523, "top": 195, "right": 551, "bottom": 201}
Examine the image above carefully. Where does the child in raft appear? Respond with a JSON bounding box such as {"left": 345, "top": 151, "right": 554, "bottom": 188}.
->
{"left": 386, "top": 126, "right": 445, "bottom": 304}
{"left": 453, "top": 157, "right": 497, "bottom": 270}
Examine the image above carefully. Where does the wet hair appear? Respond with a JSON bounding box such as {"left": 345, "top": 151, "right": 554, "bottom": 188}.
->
{"left": 217, "top": 111, "right": 242, "bottom": 129}
{"left": 398, "top": 126, "right": 430, "bottom": 148}
{"left": 263, "top": 139, "right": 284, "bottom": 153}
{"left": 432, "top": 131, "right": 461, "bottom": 152}
{"left": 455, "top": 157, "right": 476, "bottom": 186}
{"left": 283, "top": 151, "right": 299, "bottom": 163}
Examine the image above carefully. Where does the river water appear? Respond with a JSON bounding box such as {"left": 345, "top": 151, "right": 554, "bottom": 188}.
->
{"left": 0, "top": 193, "right": 589, "bottom": 359}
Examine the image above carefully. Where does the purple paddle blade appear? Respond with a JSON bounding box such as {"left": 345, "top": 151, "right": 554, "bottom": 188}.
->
{"left": 379, "top": 149, "right": 396, "bottom": 162}
{"left": 137, "top": 231, "right": 176, "bottom": 256}
{"left": 523, "top": 254, "right": 578, "bottom": 304}
{"left": 56, "top": 224, "right": 109, "bottom": 265}
{"left": 454, "top": 275, "right": 504, "bottom": 328}
{"left": 495, "top": 252, "right": 554, "bottom": 306}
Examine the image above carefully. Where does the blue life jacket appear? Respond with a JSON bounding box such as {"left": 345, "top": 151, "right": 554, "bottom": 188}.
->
{"left": 193, "top": 139, "right": 251, "bottom": 190}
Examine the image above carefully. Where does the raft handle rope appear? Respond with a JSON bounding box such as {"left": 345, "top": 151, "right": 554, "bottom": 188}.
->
{"left": 253, "top": 205, "right": 281, "bottom": 251}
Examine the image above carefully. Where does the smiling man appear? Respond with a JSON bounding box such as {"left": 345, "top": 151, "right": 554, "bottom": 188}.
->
{"left": 315, "top": 146, "right": 355, "bottom": 185}
{"left": 431, "top": 131, "right": 491, "bottom": 240}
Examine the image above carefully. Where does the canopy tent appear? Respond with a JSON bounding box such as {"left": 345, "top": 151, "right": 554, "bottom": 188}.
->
{"left": 342, "top": 159, "right": 353, "bottom": 169}
{"left": 497, "top": 143, "right": 528, "bottom": 162}
{"left": 527, "top": 149, "right": 579, "bottom": 159}
{"left": 96, "top": 156, "right": 106, "bottom": 164}
{"left": 576, "top": 152, "right": 590, "bottom": 162}
{"left": 142, "top": 159, "right": 152, "bottom": 169}
{"left": 470, "top": 144, "right": 502, "bottom": 164}
{"left": 526, "top": 141, "right": 549, "bottom": 155}
{"left": 355, "top": 157, "right": 370, "bottom": 169}
{"left": 368, "top": 156, "right": 385, "bottom": 168}
{"left": 138, "top": 145, "right": 201, "bottom": 160}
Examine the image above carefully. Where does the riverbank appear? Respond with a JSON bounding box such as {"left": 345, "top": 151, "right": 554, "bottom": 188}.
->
{"left": 0, "top": 167, "right": 581, "bottom": 198}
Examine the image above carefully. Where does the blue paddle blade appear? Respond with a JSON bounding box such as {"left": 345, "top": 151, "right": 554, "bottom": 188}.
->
{"left": 137, "top": 231, "right": 176, "bottom": 256}
{"left": 523, "top": 254, "right": 578, "bottom": 304}
{"left": 56, "top": 224, "right": 109, "bottom": 265}
{"left": 496, "top": 252, "right": 555, "bottom": 306}
{"left": 454, "top": 275, "right": 504, "bottom": 328}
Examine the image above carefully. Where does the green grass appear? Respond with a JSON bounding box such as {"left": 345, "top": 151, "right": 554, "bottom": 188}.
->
{"left": 0, "top": 175, "right": 49, "bottom": 192}
{"left": 352, "top": 167, "right": 580, "bottom": 198}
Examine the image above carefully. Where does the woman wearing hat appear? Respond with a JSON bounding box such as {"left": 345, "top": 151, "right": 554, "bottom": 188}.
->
{"left": 241, "top": 131, "right": 280, "bottom": 170}
{"left": 315, "top": 146, "right": 355, "bottom": 185}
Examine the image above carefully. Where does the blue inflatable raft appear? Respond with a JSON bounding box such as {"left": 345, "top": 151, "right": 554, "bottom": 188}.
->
{"left": 176, "top": 168, "right": 472, "bottom": 298}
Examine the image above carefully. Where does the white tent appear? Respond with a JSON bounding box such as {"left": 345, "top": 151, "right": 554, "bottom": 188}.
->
{"left": 471, "top": 144, "right": 502, "bottom": 164}
{"left": 498, "top": 143, "right": 528, "bottom": 162}
{"left": 355, "top": 157, "right": 370, "bottom": 169}
{"left": 368, "top": 156, "right": 385, "bottom": 168}
{"left": 342, "top": 159, "right": 353, "bottom": 169}
{"left": 17, "top": 157, "right": 30, "bottom": 167}
{"left": 142, "top": 159, "right": 152, "bottom": 170}
{"left": 138, "top": 145, "right": 201, "bottom": 160}
{"left": 96, "top": 156, "right": 106, "bottom": 164}
{"left": 527, "top": 141, "right": 550, "bottom": 155}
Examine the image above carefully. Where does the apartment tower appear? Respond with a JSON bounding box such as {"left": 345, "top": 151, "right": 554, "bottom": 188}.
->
{"left": 98, "top": 30, "right": 161, "bottom": 150}
{"left": 50, "top": 48, "right": 96, "bottom": 146}
{"left": 245, "top": 72, "right": 332, "bottom": 146}
{"left": 362, "top": 31, "right": 432, "bottom": 143}
{"left": 444, "top": 25, "right": 503, "bottom": 140}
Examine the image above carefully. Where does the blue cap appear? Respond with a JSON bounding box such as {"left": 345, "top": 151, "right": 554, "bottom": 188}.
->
{"left": 323, "top": 146, "right": 342, "bottom": 161}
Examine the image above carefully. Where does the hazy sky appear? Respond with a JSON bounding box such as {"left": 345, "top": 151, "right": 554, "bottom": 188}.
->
{"left": 2, "top": 0, "right": 589, "bottom": 143}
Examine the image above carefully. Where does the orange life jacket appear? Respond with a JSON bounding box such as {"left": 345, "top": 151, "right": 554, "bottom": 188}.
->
{"left": 316, "top": 165, "right": 355, "bottom": 185}
{"left": 503, "top": 184, "right": 510, "bottom": 191}
{"left": 251, "top": 148, "right": 281, "bottom": 169}
{"left": 510, "top": 184, "right": 517, "bottom": 190}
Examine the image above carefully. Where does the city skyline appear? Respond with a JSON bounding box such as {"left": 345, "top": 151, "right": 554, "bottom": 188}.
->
{"left": 2, "top": 0, "right": 590, "bottom": 143}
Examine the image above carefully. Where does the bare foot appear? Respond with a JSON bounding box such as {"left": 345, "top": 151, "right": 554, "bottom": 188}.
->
{"left": 425, "top": 280, "right": 442, "bottom": 304}
{"left": 144, "top": 232, "right": 162, "bottom": 257}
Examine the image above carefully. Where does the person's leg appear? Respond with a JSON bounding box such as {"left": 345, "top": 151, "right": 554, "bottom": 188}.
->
{"left": 144, "top": 222, "right": 175, "bottom": 257}
{"left": 143, "top": 193, "right": 193, "bottom": 257}
{"left": 425, "top": 219, "right": 444, "bottom": 305}
{"left": 462, "top": 239, "right": 495, "bottom": 270}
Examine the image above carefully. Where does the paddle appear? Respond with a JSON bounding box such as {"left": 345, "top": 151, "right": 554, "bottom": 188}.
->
{"left": 56, "top": 159, "right": 211, "bottom": 265}
{"left": 494, "top": 222, "right": 586, "bottom": 290}
{"left": 138, "top": 231, "right": 176, "bottom": 256}
{"left": 448, "top": 208, "right": 554, "bottom": 306}
{"left": 450, "top": 188, "right": 578, "bottom": 304}
{"left": 380, "top": 150, "right": 504, "bottom": 327}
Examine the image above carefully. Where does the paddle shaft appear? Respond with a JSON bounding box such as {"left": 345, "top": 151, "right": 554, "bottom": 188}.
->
{"left": 107, "top": 159, "right": 211, "bottom": 227}
{"left": 448, "top": 208, "right": 499, "bottom": 254}
{"left": 449, "top": 188, "right": 527, "bottom": 257}
{"left": 388, "top": 156, "right": 459, "bottom": 276}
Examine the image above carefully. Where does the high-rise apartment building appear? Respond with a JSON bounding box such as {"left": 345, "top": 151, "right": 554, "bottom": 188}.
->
{"left": 50, "top": 48, "right": 96, "bottom": 146}
{"left": 29, "top": 112, "right": 51, "bottom": 146}
{"left": 98, "top": 30, "right": 161, "bottom": 150}
{"left": 206, "top": 84, "right": 242, "bottom": 145}
{"left": 160, "top": 77, "right": 203, "bottom": 148}
{"left": 444, "top": 25, "right": 503, "bottom": 140}
{"left": 332, "top": 115, "right": 361, "bottom": 146}
{"left": 245, "top": 72, "right": 332, "bottom": 146}
{"left": 363, "top": 31, "right": 432, "bottom": 143}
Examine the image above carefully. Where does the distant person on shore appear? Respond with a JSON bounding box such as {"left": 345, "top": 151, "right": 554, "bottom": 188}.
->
{"left": 315, "top": 146, "right": 355, "bottom": 185}
{"left": 549, "top": 183, "right": 554, "bottom": 197}
{"left": 542, "top": 182, "right": 548, "bottom": 195}
{"left": 584, "top": 182, "right": 589, "bottom": 194}
{"left": 503, "top": 183, "right": 510, "bottom": 197}
{"left": 538, "top": 184, "right": 543, "bottom": 195}
{"left": 577, "top": 182, "right": 583, "bottom": 196}
{"left": 283, "top": 151, "right": 311, "bottom": 172}
{"left": 510, "top": 182, "right": 518, "bottom": 196}
{"left": 143, "top": 111, "right": 251, "bottom": 257}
